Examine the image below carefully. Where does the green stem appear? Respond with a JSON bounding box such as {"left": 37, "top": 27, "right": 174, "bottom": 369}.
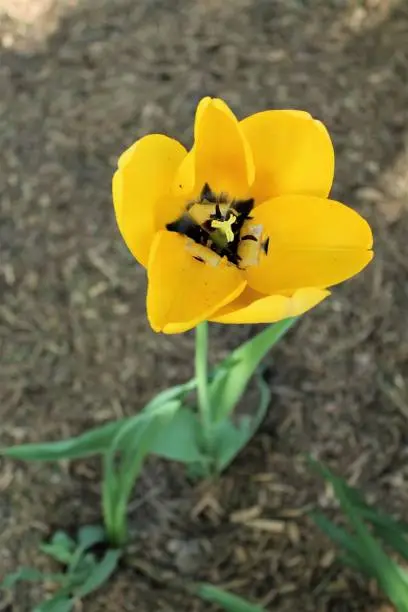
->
{"left": 195, "top": 322, "right": 213, "bottom": 460}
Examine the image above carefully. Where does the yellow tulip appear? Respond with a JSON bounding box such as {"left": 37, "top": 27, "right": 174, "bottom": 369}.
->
{"left": 113, "top": 98, "right": 373, "bottom": 334}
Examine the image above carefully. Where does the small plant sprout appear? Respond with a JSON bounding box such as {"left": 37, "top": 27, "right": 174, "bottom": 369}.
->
{"left": 0, "top": 526, "right": 121, "bottom": 612}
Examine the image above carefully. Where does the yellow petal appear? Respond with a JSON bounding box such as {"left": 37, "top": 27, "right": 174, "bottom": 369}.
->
{"left": 193, "top": 97, "right": 255, "bottom": 198}
{"left": 240, "top": 110, "right": 334, "bottom": 204}
{"left": 212, "top": 287, "right": 330, "bottom": 324}
{"left": 173, "top": 149, "right": 195, "bottom": 199}
{"left": 147, "top": 231, "right": 246, "bottom": 333}
{"left": 245, "top": 195, "right": 373, "bottom": 294}
{"left": 113, "top": 134, "right": 187, "bottom": 267}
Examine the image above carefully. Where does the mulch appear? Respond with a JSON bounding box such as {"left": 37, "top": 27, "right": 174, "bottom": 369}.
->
{"left": 1, "top": 0, "right": 408, "bottom": 610}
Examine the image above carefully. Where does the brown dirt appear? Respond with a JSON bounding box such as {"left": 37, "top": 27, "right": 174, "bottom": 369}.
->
{"left": 1, "top": 0, "right": 408, "bottom": 610}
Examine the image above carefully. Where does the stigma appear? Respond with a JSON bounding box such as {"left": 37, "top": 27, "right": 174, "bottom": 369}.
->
{"left": 211, "top": 214, "right": 236, "bottom": 243}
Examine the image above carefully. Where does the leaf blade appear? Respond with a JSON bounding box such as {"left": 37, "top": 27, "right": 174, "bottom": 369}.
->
{"left": 74, "top": 549, "right": 121, "bottom": 598}
{"left": 34, "top": 596, "right": 74, "bottom": 612}
{"left": 310, "top": 458, "right": 408, "bottom": 611}
{"left": 151, "top": 407, "right": 204, "bottom": 463}
{"left": 1, "top": 379, "right": 198, "bottom": 462}
{"left": 214, "top": 370, "right": 271, "bottom": 471}
{"left": 103, "top": 401, "right": 180, "bottom": 545}
{"left": 209, "top": 318, "right": 297, "bottom": 423}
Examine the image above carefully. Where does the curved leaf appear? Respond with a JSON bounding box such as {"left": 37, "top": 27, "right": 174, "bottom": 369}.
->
{"left": 209, "top": 318, "right": 297, "bottom": 422}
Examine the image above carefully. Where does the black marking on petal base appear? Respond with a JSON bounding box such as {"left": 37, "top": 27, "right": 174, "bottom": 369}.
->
{"left": 214, "top": 203, "right": 222, "bottom": 219}
{"left": 167, "top": 216, "right": 195, "bottom": 235}
{"left": 200, "top": 183, "right": 215, "bottom": 202}
{"left": 232, "top": 198, "right": 254, "bottom": 217}
{"left": 262, "top": 237, "right": 270, "bottom": 255}
{"left": 166, "top": 216, "right": 205, "bottom": 245}
{"left": 167, "top": 185, "right": 256, "bottom": 267}
{"left": 241, "top": 234, "right": 258, "bottom": 242}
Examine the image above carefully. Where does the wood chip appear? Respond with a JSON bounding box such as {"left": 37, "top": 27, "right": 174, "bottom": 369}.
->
{"left": 245, "top": 519, "right": 286, "bottom": 533}
{"left": 320, "top": 550, "right": 336, "bottom": 568}
{"left": 230, "top": 505, "right": 261, "bottom": 523}
{"left": 287, "top": 521, "right": 300, "bottom": 544}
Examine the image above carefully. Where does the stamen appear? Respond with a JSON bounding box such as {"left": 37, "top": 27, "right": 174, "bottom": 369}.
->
{"left": 238, "top": 222, "right": 263, "bottom": 268}
{"left": 188, "top": 201, "right": 230, "bottom": 226}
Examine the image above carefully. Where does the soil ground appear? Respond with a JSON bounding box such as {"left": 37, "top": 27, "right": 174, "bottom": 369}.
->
{"left": 1, "top": 0, "right": 408, "bottom": 610}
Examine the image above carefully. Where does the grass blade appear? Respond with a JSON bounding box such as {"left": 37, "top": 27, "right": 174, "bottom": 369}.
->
{"left": 310, "top": 511, "right": 369, "bottom": 570}
{"left": 195, "top": 583, "right": 264, "bottom": 611}
{"left": 310, "top": 458, "right": 408, "bottom": 611}
{"left": 371, "top": 523, "right": 408, "bottom": 561}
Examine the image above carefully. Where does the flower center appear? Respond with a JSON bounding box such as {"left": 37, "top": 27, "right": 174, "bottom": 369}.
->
{"left": 166, "top": 183, "right": 268, "bottom": 268}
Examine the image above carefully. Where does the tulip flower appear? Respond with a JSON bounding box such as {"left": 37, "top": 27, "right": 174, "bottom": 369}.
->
{"left": 113, "top": 98, "right": 373, "bottom": 333}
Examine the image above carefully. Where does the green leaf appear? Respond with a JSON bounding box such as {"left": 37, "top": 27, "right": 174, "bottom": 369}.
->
{"left": 67, "top": 525, "right": 106, "bottom": 574}
{"left": 39, "top": 531, "right": 77, "bottom": 565}
{"left": 371, "top": 523, "right": 408, "bottom": 561}
{"left": 195, "top": 583, "right": 264, "bottom": 611}
{"left": 310, "top": 511, "right": 368, "bottom": 571}
{"left": 76, "top": 525, "right": 106, "bottom": 549}
{"left": 74, "top": 549, "right": 121, "bottom": 598}
{"left": 1, "top": 379, "right": 197, "bottom": 462}
{"left": 340, "top": 504, "right": 408, "bottom": 610}
{"left": 214, "top": 371, "right": 271, "bottom": 471}
{"left": 209, "top": 318, "right": 297, "bottom": 423}
{"left": 103, "top": 402, "right": 179, "bottom": 545}
{"left": 151, "top": 407, "right": 205, "bottom": 463}
{"left": 1, "top": 568, "right": 67, "bottom": 591}
{"left": 40, "top": 543, "right": 73, "bottom": 565}
{"left": 311, "top": 459, "right": 408, "bottom": 547}
{"left": 34, "top": 596, "right": 74, "bottom": 612}
{"left": 2, "top": 419, "right": 126, "bottom": 462}
{"left": 1, "top": 567, "right": 45, "bottom": 589}
{"left": 310, "top": 459, "right": 408, "bottom": 612}
{"left": 310, "top": 463, "right": 386, "bottom": 577}
{"left": 144, "top": 378, "right": 197, "bottom": 412}
{"left": 115, "top": 402, "right": 178, "bottom": 526}
{"left": 52, "top": 531, "right": 76, "bottom": 551}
